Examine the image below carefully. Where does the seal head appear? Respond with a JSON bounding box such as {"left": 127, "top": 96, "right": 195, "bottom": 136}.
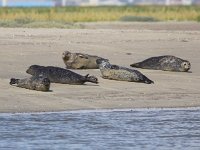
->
{"left": 180, "top": 61, "right": 191, "bottom": 72}
{"left": 26, "top": 65, "right": 44, "bottom": 76}
{"left": 62, "top": 51, "right": 75, "bottom": 64}
{"left": 96, "top": 58, "right": 111, "bottom": 69}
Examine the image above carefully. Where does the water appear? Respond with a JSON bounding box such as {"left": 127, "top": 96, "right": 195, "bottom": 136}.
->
{"left": 0, "top": 108, "right": 200, "bottom": 150}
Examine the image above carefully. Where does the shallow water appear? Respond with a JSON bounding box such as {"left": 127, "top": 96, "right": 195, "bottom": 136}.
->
{"left": 0, "top": 108, "right": 200, "bottom": 150}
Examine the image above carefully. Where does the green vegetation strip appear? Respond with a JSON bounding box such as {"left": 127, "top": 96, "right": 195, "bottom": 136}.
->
{"left": 0, "top": 6, "right": 200, "bottom": 28}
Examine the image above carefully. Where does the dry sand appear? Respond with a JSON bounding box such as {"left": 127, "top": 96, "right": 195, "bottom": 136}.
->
{"left": 0, "top": 22, "right": 200, "bottom": 113}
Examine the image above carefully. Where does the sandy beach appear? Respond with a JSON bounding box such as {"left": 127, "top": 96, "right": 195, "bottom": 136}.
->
{"left": 0, "top": 22, "right": 200, "bottom": 113}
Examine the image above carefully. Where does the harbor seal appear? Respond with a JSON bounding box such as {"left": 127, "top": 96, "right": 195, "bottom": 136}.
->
{"left": 10, "top": 75, "right": 50, "bottom": 92}
{"left": 96, "top": 59, "right": 154, "bottom": 84}
{"left": 62, "top": 51, "right": 108, "bottom": 69}
{"left": 26, "top": 65, "right": 98, "bottom": 85}
{"left": 130, "top": 55, "right": 191, "bottom": 72}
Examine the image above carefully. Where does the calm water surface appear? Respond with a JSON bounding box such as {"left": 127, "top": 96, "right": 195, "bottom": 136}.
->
{"left": 0, "top": 108, "right": 200, "bottom": 150}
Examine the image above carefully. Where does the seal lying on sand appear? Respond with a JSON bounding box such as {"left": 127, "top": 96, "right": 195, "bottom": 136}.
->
{"left": 10, "top": 76, "right": 50, "bottom": 92}
{"left": 130, "top": 55, "right": 191, "bottom": 72}
{"left": 96, "top": 59, "right": 154, "bottom": 84}
{"left": 26, "top": 65, "right": 98, "bottom": 85}
{"left": 62, "top": 51, "right": 107, "bottom": 69}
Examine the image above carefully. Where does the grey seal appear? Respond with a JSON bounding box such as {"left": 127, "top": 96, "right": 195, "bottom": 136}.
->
{"left": 26, "top": 65, "right": 98, "bottom": 85}
{"left": 62, "top": 51, "right": 107, "bottom": 69}
{"left": 96, "top": 59, "right": 154, "bottom": 84}
{"left": 10, "top": 75, "right": 50, "bottom": 92}
{"left": 130, "top": 55, "right": 191, "bottom": 72}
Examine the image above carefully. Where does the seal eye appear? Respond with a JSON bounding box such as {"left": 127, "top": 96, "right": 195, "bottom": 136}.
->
{"left": 78, "top": 54, "right": 88, "bottom": 59}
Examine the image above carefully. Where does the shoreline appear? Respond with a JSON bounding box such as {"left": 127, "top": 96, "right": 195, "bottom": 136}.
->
{"left": 1, "top": 107, "right": 200, "bottom": 115}
{"left": 1, "top": 22, "right": 200, "bottom": 113}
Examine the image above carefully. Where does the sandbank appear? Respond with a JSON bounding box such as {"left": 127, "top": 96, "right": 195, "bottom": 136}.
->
{"left": 0, "top": 22, "right": 200, "bottom": 113}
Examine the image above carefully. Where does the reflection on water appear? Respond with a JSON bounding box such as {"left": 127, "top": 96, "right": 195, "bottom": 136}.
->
{"left": 0, "top": 108, "right": 200, "bottom": 149}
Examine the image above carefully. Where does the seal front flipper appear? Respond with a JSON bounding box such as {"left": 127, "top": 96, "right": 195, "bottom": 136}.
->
{"left": 101, "top": 76, "right": 109, "bottom": 79}
{"left": 111, "top": 65, "right": 120, "bottom": 70}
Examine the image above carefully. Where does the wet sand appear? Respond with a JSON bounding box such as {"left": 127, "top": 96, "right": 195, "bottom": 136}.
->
{"left": 0, "top": 22, "right": 200, "bottom": 113}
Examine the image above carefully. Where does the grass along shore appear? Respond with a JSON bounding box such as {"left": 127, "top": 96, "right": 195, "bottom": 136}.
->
{"left": 0, "top": 6, "right": 200, "bottom": 28}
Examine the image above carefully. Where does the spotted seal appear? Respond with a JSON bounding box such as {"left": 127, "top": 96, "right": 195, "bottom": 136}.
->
{"left": 96, "top": 59, "right": 154, "bottom": 84}
{"left": 26, "top": 65, "right": 98, "bottom": 85}
{"left": 62, "top": 51, "right": 108, "bottom": 69}
{"left": 10, "top": 75, "right": 50, "bottom": 91}
{"left": 130, "top": 55, "right": 191, "bottom": 72}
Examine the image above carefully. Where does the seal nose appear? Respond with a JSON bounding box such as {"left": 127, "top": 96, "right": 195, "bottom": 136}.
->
{"left": 62, "top": 51, "right": 70, "bottom": 58}
{"left": 187, "top": 62, "right": 191, "bottom": 69}
{"left": 42, "top": 78, "right": 50, "bottom": 86}
{"left": 96, "top": 59, "right": 102, "bottom": 65}
{"left": 62, "top": 52, "right": 66, "bottom": 58}
{"left": 26, "top": 68, "right": 30, "bottom": 74}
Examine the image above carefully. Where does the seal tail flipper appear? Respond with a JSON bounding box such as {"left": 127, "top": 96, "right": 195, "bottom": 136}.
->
{"left": 10, "top": 78, "right": 19, "bottom": 85}
{"left": 143, "top": 77, "right": 154, "bottom": 84}
{"left": 85, "top": 74, "right": 98, "bottom": 84}
{"left": 130, "top": 63, "right": 141, "bottom": 68}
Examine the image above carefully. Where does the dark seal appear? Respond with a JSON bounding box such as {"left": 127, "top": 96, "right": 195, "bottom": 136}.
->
{"left": 96, "top": 59, "right": 154, "bottom": 84}
{"left": 130, "top": 55, "right": 191, "bottom": 72}
{"left": 10, "top": 75, "right": 50, "bottom": 92}
{"left": 26, "top": 65, "right": 98, "bottom": 85}
{"left": 62, "top": 51, "right": 108, "bottom": 69}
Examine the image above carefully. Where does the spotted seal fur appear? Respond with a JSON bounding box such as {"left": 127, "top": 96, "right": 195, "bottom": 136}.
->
{"left": 62, "top": 51, "right": 108, "bottom": 69}
{"left": 10, "top": 75, "right": 50, "bottom": 91}
{"left": 26, "top": 65, "right": 98, "bottom": 85}
{"left": 96, "top": 59, "right": 154, "bottom": 84}
{"left": 130, "top": 55, "right": 191, "bottom": 72}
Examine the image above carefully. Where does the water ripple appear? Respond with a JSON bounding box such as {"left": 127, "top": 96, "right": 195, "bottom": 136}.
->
{"left": 0, "top": 108, "right": 200, "bottom": 149}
